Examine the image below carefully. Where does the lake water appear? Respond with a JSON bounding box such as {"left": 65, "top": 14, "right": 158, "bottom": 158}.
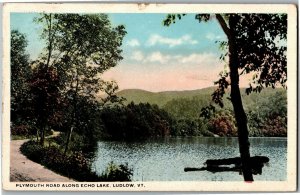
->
{"left": 91, "top": 137, "right": 287, "bottom": 181}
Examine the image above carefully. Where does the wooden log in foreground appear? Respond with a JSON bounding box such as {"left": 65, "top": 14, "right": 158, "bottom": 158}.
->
{"left": 184, "top": 166, "right": 239, "bottom": 173}
{"left": 205, "top": 156, "right": 269, "bottom": 166}
{"left": 184, "top": 156, "right": 269, "bottom": 175}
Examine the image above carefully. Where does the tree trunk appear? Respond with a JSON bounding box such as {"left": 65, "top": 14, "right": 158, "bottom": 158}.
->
{"left": 228, "top": 15, "right": 253, "bottom": 181}
{"left": 64, "top": 74, "right": 79, "bottom": 155}
{"left": 36, "top": 127, "right": 40, "bottom": 143}
{"left": 39, "top": 125, "right": 45, "bottom": 146}
{"left": 46, "top": 14, "right": 53, "bottom": 68}
{"left": 64, "top": 126, "right": 73, "bottom": 155}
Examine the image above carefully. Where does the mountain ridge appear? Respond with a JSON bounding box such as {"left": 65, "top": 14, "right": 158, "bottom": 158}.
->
{"left": 116, "top": 86, "right": 286, "bottom": 108}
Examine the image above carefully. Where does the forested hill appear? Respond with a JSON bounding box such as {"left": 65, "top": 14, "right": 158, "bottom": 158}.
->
{"left": 116, "top": 87, "right": 286, "bottom": 108}
{"left": 100, "top": 87, "right": 287, "bottom": 138}
{"left": 116, "top": 87, "right": 216, "bottom": 107}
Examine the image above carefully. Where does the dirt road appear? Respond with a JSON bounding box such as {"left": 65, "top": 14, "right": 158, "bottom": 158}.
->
{"left": 10, "top": 139, "right": 74, "bottom": 182}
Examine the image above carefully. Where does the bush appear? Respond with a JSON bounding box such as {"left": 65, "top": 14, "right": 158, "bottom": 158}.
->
{"left": 207, "top": 112, "right": 237, "bottom": 136}
{"left": 11, "top": 124, "right": 36, "bottom": 137}
{"left": 100, "top": 162, "right": 133, "bottom": 181}
{"left": 20, "top": 140, "right": 101, "bottom": 181}
{"left": 262, "top": 116, "right": 287, "bottom": 137}
{"left": 20, "top": 140, "right": 45, "bottom": 163}
{"left": 20, "top": 141, "right": 132, "bottom": 181}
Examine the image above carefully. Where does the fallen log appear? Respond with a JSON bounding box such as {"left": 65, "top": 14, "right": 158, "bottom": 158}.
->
{"left": 184, "top": 166, "right": 240, "bottom": 173}
{"left": 184, "top": 156, "right": 269, "bottom": 175}
{"left": 205, "top": 156, "right": 269, "bottom": 167}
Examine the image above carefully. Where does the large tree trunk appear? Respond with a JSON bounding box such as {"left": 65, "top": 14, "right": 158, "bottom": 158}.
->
{"left": 228, "top": 15, "right": 253, "bottom": 181}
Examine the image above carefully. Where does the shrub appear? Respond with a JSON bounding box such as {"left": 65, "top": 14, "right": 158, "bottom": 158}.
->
{"left": 208, "top": 112, "right": 237, "bottom": 136}
{"left": 20, "top": 140, "right": 45, "bottom": 163}
{"left": 262, "top": 116, "right": 287, "bottom": 137}
{"left": 20, "top": 141, "right": 132, "bottom": 181}
{"left": 100, "top": 162, "right": 133, "bottom": 181}
{"left": 41, "top": 146, "right": 68, "bottom": 175}
{"left": 11, "top": 124, "right": 36, "bottom": 137}
{"left": 20, "top": 141, "right": 100, "bottom": 181}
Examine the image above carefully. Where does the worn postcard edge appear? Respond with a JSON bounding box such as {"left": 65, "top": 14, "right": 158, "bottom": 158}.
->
{"left": 1, "top": 3, "right": 297, "bottom": 191}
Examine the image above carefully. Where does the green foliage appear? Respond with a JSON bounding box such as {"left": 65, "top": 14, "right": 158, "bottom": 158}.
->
{"left": 35, "top": 13, "right": 126, "bottom": 99}
{"left": 164, "top": 14, "right": 287, "bottom": 102}
{"left": 10, "top": 30, "right": 32, "bottom": 125}
{"left": 261, "top": 116, "right": 287, "bottom": 137}
{"left": 33, "top": 13, "right": 127, "bottom": 152}
{"left": 117, "top": 87, "right": 216, "bottom": 107}
{"left": 200, "top": 104, "right": 216, "bottom": 119}
{"left": 11, "top": 124, "right": 36, "bottom": 137}
{"left": 246, "top": 90, "right": 287, "bottom": 136}
{"left": 101, "top": 102, "right": 174, "bottom": 140}
{"left": 20, "top": 140, "right": 132, "bottom": 181}
{"left": 28, "top": 64, "right": 63, "bottom": 145}
{"left": 120, "top": 87, "right": 287, "bottom": 137}
{"left": 234, "top": 14, "right": 287, "bottom": 92}
{"left": 29, "top": 65, "right": 62, "bottom": 123}
{"left": 172, "top": 119, "right": 197, "bottom": 136}
{"left": 11, "top": 14, "right": 128, "bottom": 171}
{"left": 207, "top": 111, "right": 237, "bottom": 137}
{"left": 171, "top": 118, "right": 211, "bottom": 137}
{"left": 20, "top": 141, "right": 46, "bottom": 163}
{"left": 100, "top": 162, "right": 133, "bottom": 181}
{"left": 163, "top": 14, "right": 186, "bottom": 26}
{"left": 58, "top": 96, "right": 107, "bottom": 152}
{"left": 164, "top": 96, "right": 211, "bottom": 119}
{"left": 21, "top": 141, "right": 94, "bottom": 181}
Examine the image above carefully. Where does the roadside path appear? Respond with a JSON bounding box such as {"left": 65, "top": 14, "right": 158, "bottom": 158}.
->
{"left": 10, "top": 133, "right": 74, "bottom": 182}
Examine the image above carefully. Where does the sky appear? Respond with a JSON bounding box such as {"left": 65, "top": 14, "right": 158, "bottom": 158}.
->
{"left": 11, "top": 13, "right": 252, "bottom": 92}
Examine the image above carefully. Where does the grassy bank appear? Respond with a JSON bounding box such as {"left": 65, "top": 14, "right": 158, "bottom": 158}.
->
{"left": 20, "top": 139, "right": 132, "bottom": 182}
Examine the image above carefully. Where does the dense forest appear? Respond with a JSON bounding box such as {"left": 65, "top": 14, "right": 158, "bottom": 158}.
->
{"left": 114, "top": 87, "right": 287, "bottom": 138}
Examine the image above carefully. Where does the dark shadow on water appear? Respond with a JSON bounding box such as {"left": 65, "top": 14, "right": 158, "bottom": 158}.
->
{"left": 184, "top": 156, "right": 269, "bottom": 176}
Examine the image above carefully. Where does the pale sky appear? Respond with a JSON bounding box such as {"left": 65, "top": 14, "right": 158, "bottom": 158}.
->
{"left": 11, "top": 13, "right": 253, "bottom": 92}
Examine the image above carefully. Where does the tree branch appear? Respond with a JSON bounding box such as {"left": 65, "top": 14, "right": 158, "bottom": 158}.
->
{"left": 215, "top": 14, "right": 230, "bottom": 38}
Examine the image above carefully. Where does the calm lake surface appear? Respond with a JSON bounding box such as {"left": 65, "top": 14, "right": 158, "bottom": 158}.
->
{"left": 91, "top": 137, "right": 287, "bottom": 181}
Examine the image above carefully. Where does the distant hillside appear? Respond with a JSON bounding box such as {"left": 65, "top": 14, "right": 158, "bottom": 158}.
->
{"left": 116, "top": 87, "right": 287, "bottom": 119}
{"left": 116, "top": 87, "right": 217, "bottom": 107}
{"left": 117, "top": 87, "right": 285, "bottom": 106}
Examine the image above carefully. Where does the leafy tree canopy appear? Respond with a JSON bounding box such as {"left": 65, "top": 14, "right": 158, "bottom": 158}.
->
{"left": 164, "top": 14, "right": 287, "bottom": 106}
{"left": 34, "top": 13, "right": 127, "bottom": 99}
{"left": 11, "top": 30, "right": 31, "bottom": 122}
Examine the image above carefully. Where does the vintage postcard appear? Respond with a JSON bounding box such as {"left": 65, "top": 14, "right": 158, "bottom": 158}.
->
{"left": 2, "top": 3, "right": 297, "bottom": 191}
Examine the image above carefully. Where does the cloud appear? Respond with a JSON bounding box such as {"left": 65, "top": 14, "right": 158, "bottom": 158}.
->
{"left": 206, "top": 33, "right": 224, "bottom": 41}
{"left": 126, "top": 39, "right": 140, "bottom": 47}
{"left": 146, "top": 52, "right": 171, "bottom": 64}
{"left": 130, "top": 50, "right": 144, "bottom": 61}
{"left": 180, "top": 53, "right": 215, "bottom": 64}
{"left": 129, "top": 51, "right": 220, "bottom": 68}
{"left": 147, "top": 34, "right": 198, "bottom": 47}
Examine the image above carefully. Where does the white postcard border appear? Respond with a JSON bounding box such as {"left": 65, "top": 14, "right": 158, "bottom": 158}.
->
{"left": 2, "top": 3, "right": 297, "bottom": 191}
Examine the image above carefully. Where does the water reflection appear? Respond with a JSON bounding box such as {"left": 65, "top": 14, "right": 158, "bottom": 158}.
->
{"left": 92, "top": 137, "right": 287, "bottom": 181}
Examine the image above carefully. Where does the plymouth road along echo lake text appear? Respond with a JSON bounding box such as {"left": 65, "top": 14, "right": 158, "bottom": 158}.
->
{"left": 15, "top": 183, "right": 140, "bottom": 188}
